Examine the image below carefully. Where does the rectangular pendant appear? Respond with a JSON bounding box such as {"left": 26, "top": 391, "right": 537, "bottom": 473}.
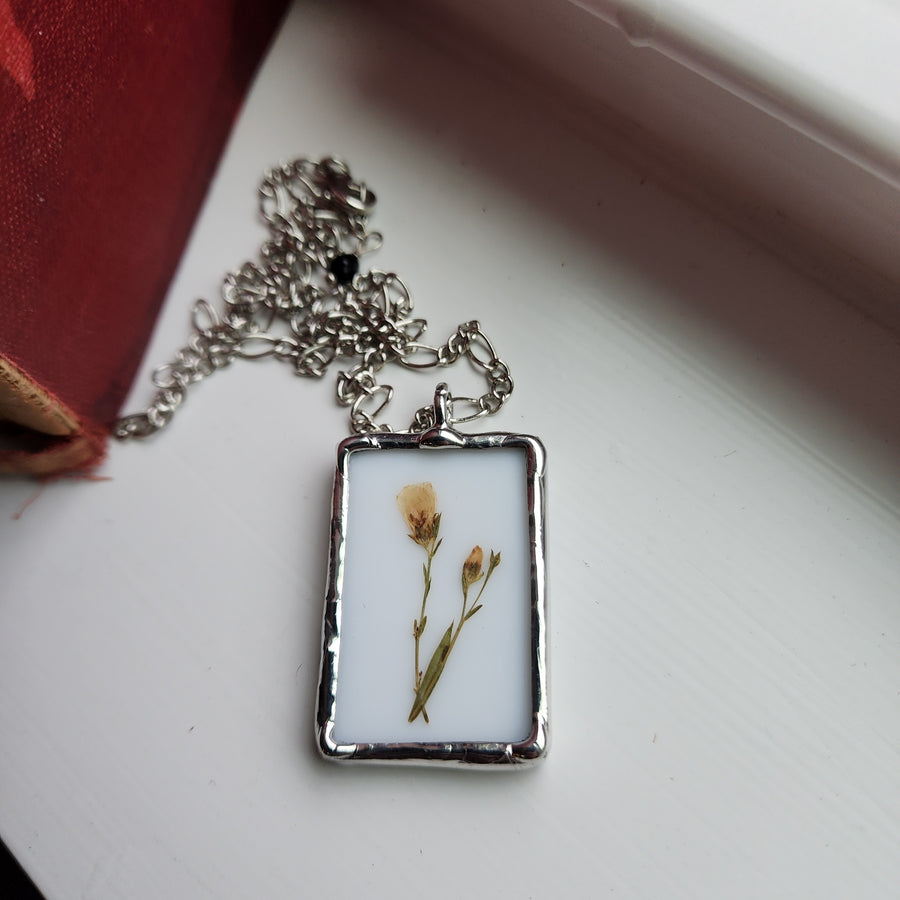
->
{"left": 316, "top": 387, "right": 548, "bottom": 766}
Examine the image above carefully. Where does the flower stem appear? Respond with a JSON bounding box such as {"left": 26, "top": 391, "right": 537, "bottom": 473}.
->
{"left": 413, "top": 538, "right": 438, "bottom": 723}
{"left": 408, "top": 550, "right": 501, "bottom": 722}
{"left": 449, "top": 559, "right": 495, "bottom": 654}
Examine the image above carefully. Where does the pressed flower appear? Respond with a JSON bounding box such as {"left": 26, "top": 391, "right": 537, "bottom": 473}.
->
{"left": 398, "top": 482, "right": 443, "bottom": 725}
{"left": 462, "top": 545, "right": 484, "bottom": 590}
{"left": 409, "top": 542, "right": 502, "bottom": 723}
{"left": 396, "top": 482, "right": 439, "bottom": 547}
{"left": 397, "top": 481, "right": 501, "bottom": 724}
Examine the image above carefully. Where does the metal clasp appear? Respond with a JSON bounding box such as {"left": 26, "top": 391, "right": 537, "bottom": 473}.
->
{"left": 320, "top": 157, "right": 377, "bottom": 216}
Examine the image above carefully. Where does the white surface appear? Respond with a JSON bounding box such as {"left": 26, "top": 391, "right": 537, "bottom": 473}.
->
{"left": 2, "top": 0, "right": 900, "bottom": 897}
{"left": 334, "top": 448, "right": 532, "bottom": 744}
{"left": 416, "top": 0, "right": 900, "bottom": 330}
{"left": 577, "top": 0, "right": 900, "bottom": 183}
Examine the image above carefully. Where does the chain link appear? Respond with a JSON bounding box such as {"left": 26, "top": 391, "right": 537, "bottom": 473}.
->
{"left": 115, "top": 157, "right": 513, "bottom": 439}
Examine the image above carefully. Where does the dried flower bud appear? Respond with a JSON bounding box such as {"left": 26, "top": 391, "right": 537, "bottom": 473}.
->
{"left": 397, "top": 482, "right": 439, "bottom": 547}
{"left": 462, "top": 545, "right": 484, "bottom": 589}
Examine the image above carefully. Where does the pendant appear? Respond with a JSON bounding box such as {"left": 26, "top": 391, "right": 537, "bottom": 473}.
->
{"left": 316, "top": 385, "right": 549, "bottom": 766}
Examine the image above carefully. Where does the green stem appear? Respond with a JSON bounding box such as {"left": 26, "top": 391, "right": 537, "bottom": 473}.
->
{"left": 448, "top": 583, "right": 470, "bottom": 654}
{"left": 413, "top": 539, "right": 437, "bottom": 722}
{"left": 450, "top": 560, "right": 498, "bottom": 652}
{"left": 408, "top": 549, "right": 501, "bottom": 723}
{"left": 409, "top": 557, "right": 500, "bottom": 722}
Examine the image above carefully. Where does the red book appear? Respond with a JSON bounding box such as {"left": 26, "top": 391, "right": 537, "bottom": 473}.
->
{"left": 0, "top": 0, "right": 287, "bottom": 475}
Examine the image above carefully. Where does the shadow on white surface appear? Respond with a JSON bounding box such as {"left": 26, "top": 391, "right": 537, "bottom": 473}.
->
{"left": 310, "top": 0, "right": 900, "bottom": 498}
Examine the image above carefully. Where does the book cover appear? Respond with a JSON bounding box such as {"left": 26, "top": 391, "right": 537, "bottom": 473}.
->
{"left": 0, "top": 0, "right": 288, "bottom": 475}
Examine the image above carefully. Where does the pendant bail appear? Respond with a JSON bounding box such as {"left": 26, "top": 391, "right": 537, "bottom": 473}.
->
{"left": 432, "top": 383, "right": 451, "bottom": 428}
{"left": 421, "top": 383, "right": 464, "bottom": 447}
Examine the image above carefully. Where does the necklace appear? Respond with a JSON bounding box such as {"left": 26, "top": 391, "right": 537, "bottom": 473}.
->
{"left": 117, "top": 157, "right": 548, "bottom": 767}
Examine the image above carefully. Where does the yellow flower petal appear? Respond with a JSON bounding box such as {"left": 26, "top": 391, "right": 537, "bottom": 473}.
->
{"left": 397, "top": 482, "right": 439, "bottom": 546}
{"left": 462, "top": 545, "right": 484, "bottom": 587}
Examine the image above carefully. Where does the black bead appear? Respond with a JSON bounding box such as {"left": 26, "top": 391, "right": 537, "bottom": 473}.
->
{"left": 329, "top": 253, "right": 359, "bottom": 285}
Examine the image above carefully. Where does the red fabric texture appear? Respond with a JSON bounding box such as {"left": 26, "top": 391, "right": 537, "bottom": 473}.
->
{"left": 0, "top": 0, "right": 287, "bottom": 474}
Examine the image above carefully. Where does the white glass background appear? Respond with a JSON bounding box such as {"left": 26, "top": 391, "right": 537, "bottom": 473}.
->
{"left": 332, "top": 447, "right": 533, "bottom": 745}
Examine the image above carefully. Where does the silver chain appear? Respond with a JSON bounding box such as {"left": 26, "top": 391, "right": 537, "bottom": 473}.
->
{"left": 114, "top": 156, "right": 513, "bottom": 439}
